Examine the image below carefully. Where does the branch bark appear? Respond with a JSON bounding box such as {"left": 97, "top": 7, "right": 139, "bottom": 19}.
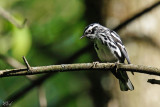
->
{"left": 1, "top": 63, "right": 160, "bottom": 77}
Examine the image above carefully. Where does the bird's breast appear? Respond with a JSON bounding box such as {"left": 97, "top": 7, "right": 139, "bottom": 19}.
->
{"left": 94, "top": 40, "right": 116, "bottom": 62}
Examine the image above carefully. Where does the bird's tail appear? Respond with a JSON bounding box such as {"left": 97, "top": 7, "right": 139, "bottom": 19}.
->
{"left": 118, "top": 71, "right": 134, "bottom": 91}
{"left": 119, "top": 78, "right": 134, "bottom": 91}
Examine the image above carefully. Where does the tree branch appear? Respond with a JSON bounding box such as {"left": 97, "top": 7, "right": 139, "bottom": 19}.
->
{"left": 0, "top": 63, "right": 160, "bottom": 77}
{"left": 113, "top": 1, "right": 160, "bottom": 31}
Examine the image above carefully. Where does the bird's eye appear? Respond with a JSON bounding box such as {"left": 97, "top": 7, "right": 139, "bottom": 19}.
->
{"left": 88, "top": 30, "right": 92, "bottom": 33}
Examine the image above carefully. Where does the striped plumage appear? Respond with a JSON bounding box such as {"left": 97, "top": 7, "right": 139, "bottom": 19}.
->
{"left": 81, "top": 23, "right": 134, "bottom": 91}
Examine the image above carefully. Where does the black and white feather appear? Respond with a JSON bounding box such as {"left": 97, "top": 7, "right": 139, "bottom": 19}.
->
{"left": 81, "top": 23, "right": 134, "bottom": 91}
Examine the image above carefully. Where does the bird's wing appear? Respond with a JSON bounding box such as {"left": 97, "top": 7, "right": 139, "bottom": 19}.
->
{"left": 110, "top": 31, "right": 123, "bottom": 44}
{"left": 111, "top": 31, "right": 134, "bottom": 75}
{"left": 110, "top": 31, "right": 131, "bottom": 64}
{"left": 117, "top": 42, "right": 131, "bottom": 64}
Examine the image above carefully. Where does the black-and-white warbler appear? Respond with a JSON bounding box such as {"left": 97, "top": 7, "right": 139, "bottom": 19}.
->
{"left": 81, "top": 23, "right": 134, "bottom": 91}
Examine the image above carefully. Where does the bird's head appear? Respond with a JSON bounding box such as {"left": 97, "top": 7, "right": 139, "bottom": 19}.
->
{"left": 81, "top": 23, "right": 102, "bottom": 40}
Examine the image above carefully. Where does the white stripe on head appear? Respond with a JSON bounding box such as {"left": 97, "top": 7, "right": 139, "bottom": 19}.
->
{"left": 88, "top": 23, "right": 100, "bottom": 30}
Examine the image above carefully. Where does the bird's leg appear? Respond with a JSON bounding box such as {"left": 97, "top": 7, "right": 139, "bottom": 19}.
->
{"left": 110, "top": 61, "right": 120, "bottom": 79}
{"left": 115, "top": 61, "right": 119, "bottom": 73}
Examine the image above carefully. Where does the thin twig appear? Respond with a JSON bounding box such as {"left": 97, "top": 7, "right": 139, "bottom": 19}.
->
{"left": 0, "top": 54, "right": 37, "bottom": 81}
{"left": 147, "top": 79, "right": 160, "bottom": 85}
{"left": 0, "top": 54, "right": 47, "bottom": 106}
{"left": 0, "top": 7, "right": 27, "bottom": 29}
{"left": 22, "top": 56, "right": 31, "bottom": 71}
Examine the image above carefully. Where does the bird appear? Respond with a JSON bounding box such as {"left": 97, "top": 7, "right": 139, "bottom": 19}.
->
{"left": 81, "top": 23, "right": 134, "bottom": 91}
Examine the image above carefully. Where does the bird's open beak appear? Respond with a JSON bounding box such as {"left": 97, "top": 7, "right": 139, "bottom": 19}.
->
{"left": 80, "top": 35, "right": 85, "bottom": 39}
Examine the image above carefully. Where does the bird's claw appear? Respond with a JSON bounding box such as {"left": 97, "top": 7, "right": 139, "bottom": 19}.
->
{"left": 92, "top": 61, "right": 99, "bottom": 68}
{"left": 114, "top": 62, "right": 119, "bottom": 72}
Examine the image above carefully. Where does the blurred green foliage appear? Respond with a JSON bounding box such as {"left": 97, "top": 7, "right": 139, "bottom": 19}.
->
{"left": 0, "top": 0, "right": 95, "bottom": 107}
